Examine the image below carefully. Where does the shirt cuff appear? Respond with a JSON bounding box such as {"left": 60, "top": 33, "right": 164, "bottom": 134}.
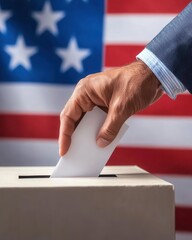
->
{"left": 137, "top": 48, "right": 186, "bottom": 99}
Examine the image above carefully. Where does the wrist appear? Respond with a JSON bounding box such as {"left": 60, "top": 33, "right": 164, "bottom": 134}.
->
{"left": 136, "top": 59, "right": 161, "bottom": 89}
{"left": 137, "top": 48, "right": 186, "bottom": 99}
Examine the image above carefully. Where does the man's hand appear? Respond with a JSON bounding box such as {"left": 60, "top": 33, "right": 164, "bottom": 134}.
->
{"left": 59, "top": 60, "right": 163, "bottom": 156}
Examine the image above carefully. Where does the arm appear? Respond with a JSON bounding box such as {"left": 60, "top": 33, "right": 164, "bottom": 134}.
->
{"left": 59, "top": 3, "right": 192, "bottom": 156}
{"left": 143, "top": 2, "right": 192, "bottom": 94}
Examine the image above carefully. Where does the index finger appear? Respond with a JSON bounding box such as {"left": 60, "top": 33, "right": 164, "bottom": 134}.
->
{"left": 59, "top": 98, "right": 83, "bottom": 156}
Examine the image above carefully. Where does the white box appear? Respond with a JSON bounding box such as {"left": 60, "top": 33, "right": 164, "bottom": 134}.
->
{"left": 0, "top": 166, "right": 174, "bottom": 240}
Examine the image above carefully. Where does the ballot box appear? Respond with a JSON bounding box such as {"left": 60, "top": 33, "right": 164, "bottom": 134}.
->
{"left": 0, "top": 166, "right": 174, "bottom": 240}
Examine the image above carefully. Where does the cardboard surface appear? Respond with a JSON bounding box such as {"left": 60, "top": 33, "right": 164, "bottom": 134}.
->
{"left": 0, "top": 166, "right": 175, "bottom": 240}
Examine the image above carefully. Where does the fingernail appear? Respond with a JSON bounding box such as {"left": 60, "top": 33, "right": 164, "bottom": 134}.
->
{"left": 96, "top": 138, "right": 110, "bottom": 148}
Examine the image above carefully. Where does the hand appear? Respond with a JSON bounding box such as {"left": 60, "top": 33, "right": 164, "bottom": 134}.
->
{"left": 59, "top": 60, "right": 163, "bottom": 156}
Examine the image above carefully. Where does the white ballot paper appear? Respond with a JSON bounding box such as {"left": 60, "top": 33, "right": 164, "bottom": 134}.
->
{"left": 51, "top": 107, "right": 128, "bottom": 177}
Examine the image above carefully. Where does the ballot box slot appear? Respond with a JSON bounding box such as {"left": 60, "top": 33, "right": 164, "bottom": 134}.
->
{"left": 99, "top": 174, "right": 117, "bottom": 177}
{"left": 18, "top": 174, "right": 117, "bottom": 179}
{"left": 19, "top": 175, "right": 50, "bottom": 179}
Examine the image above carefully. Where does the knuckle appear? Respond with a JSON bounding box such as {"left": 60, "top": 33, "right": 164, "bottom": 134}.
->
{"left": 84, "top": 75, "right": 96, "bottom": 87}
{"left": 76, "top": 79, "right": 86, "bottom": 92}
{"left": 74, "top": 78, "right": 95, "bottom": 112}
{"left": 75, "top": 95, "right": 93, "bottom": 112}
{"left": 75, "top": 78, "right": 92, "bottom": 97}
{"left": 60, "top": 104, "right": 70, "bottom": 121}
{"left": 77, "top": 77, "right": 90, "bottom": 86}
{"left": 85, "top": 74, "right": 92, "bottom": 79}
{"left": 77, "top": 78, "right": 85, "bottom": 85}
{"left": 83, "top": 101, "right": 93, "bottom": 111}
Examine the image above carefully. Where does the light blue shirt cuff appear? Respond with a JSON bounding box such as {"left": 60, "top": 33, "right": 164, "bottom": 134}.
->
{"left": 137, "top": 48, "right": 186, "bottom": 99}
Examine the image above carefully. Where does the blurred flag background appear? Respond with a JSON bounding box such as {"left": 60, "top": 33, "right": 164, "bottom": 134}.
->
{"left": 0, "top": 0, "right": 192, "bottom": 239}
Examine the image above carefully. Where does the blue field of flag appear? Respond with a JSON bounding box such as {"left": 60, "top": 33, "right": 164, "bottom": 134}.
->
{"left": 0, "top": 0, "right": 104, "bottom": 84}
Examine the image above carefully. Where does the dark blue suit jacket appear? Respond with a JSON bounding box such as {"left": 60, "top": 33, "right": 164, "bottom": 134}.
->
{"left": 147, "top": 2, "right": 192, "bottom": 93}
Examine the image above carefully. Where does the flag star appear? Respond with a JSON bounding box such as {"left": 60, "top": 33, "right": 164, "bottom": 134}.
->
{"left": 32, "top": 1, "right": 65, "bottom": 35}
{"left": 56, "top": 37, "right": 91, "bottom": 73}
{"left": 0, "top": 7, "right": 11, "bottom": 33}
{"left": 5, "top": 36, "right": 37, "bottom": 70}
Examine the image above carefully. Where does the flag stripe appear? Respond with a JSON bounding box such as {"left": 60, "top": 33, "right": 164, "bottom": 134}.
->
{"left": 105, "top": 44, "right": 144, "bottom": 66}
{"left": 121, "top": 116, "right": 192, "bottom": 149}
{"left": 1, "top": 114, "right": 192, "bottom": 150}
{"left": 176, "top": 232, "right": 192, "bottom": 240}
{"left": 107, "top": 0, "right": 190, "bottom": 14}
{"left": 1, "top": 84, "right": 192, "bottom": 116}
{"left": 139, "top": 95, "right": 192, "bottom": 117}
{"left": 176, "top": 207, "right": 192, "bottom": 232}
{"left": 109, "top": 147, "right": 192, "bottom": 175}
{"left": 157, "top": 175, "right": 192, "bottom": 207}
{"left": 0, "top": 114, "right": 59, "bottom": 139}
{"left": 0, "top": 83, "right": 74, "bottom": 114}
{"left": 104, "top": 14, "right": 175, "bottom": 44}
{"left": 0, "top": 140, "right": 58, "bottom": 166}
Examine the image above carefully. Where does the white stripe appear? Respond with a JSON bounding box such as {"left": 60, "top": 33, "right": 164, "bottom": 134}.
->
{"left": 105, "top": 14, "right": 176, "bottom": 44}
{"left": 0, "top": 139, "right": 59, "bottom": 166}
{"left": 0, "top": 83, "right": 75, "bottom": 114}
{"left": 176, "top": 232, "right": 192, "bottom": 240}
{"left": 157, "top": 175, "right": 192, "bottom": 207}
{"left": 120, "top": 116, "right": 192, "bottom": 149}
{"left": 0, "top": 83, "right": 190, "bottom": 114}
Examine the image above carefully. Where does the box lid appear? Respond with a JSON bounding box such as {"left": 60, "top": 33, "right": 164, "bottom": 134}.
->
{"left": 0, "top": 166, "right": 173, "bottom": 188}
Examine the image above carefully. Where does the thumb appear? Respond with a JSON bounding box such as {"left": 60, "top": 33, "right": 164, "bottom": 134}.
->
{"left": 96, "top": 107, "right": 126, "bottom": 148}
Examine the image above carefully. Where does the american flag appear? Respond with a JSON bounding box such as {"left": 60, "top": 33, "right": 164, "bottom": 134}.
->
{"left": 0, "top": 0, "right": 192, "bottom": 239}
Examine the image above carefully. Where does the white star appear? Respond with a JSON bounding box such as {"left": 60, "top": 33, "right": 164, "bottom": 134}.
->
{"left": 0, "top": 7, "right": 11, "bottom": 33}
{"left": 56, "top": 37, "right": 91, "bottom": 73}
{"left": 5, "top": 36, "right": 37, "bottom": 70}
{"left": 32, "top": 1, "right": 65, "bottom": 35}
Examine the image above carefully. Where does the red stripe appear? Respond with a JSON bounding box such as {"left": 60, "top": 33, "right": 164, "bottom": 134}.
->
{"left": 0, "top": 94, "right": 192, "bottom": 140}
{"left": 176, "top": 207, "right": 192, "bottom": 232}
{"left": 138, "top": 94, "right": 192, "bottom": 116}
{"left": 0, "top": 114, "right": 59, "bottom": 139}
{"left": 105, "top": 45, "right": 144, "bottom": 67}
{"left": 107, "top": 0, "right": 191, "bottom": 14}
{"left": 108, "top": 147, "right": 192, "bottom": 175}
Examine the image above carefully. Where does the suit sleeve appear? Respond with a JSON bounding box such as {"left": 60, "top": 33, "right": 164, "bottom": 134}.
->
{"left": 146, "top": 2, "right": 192, "bottom": 93}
